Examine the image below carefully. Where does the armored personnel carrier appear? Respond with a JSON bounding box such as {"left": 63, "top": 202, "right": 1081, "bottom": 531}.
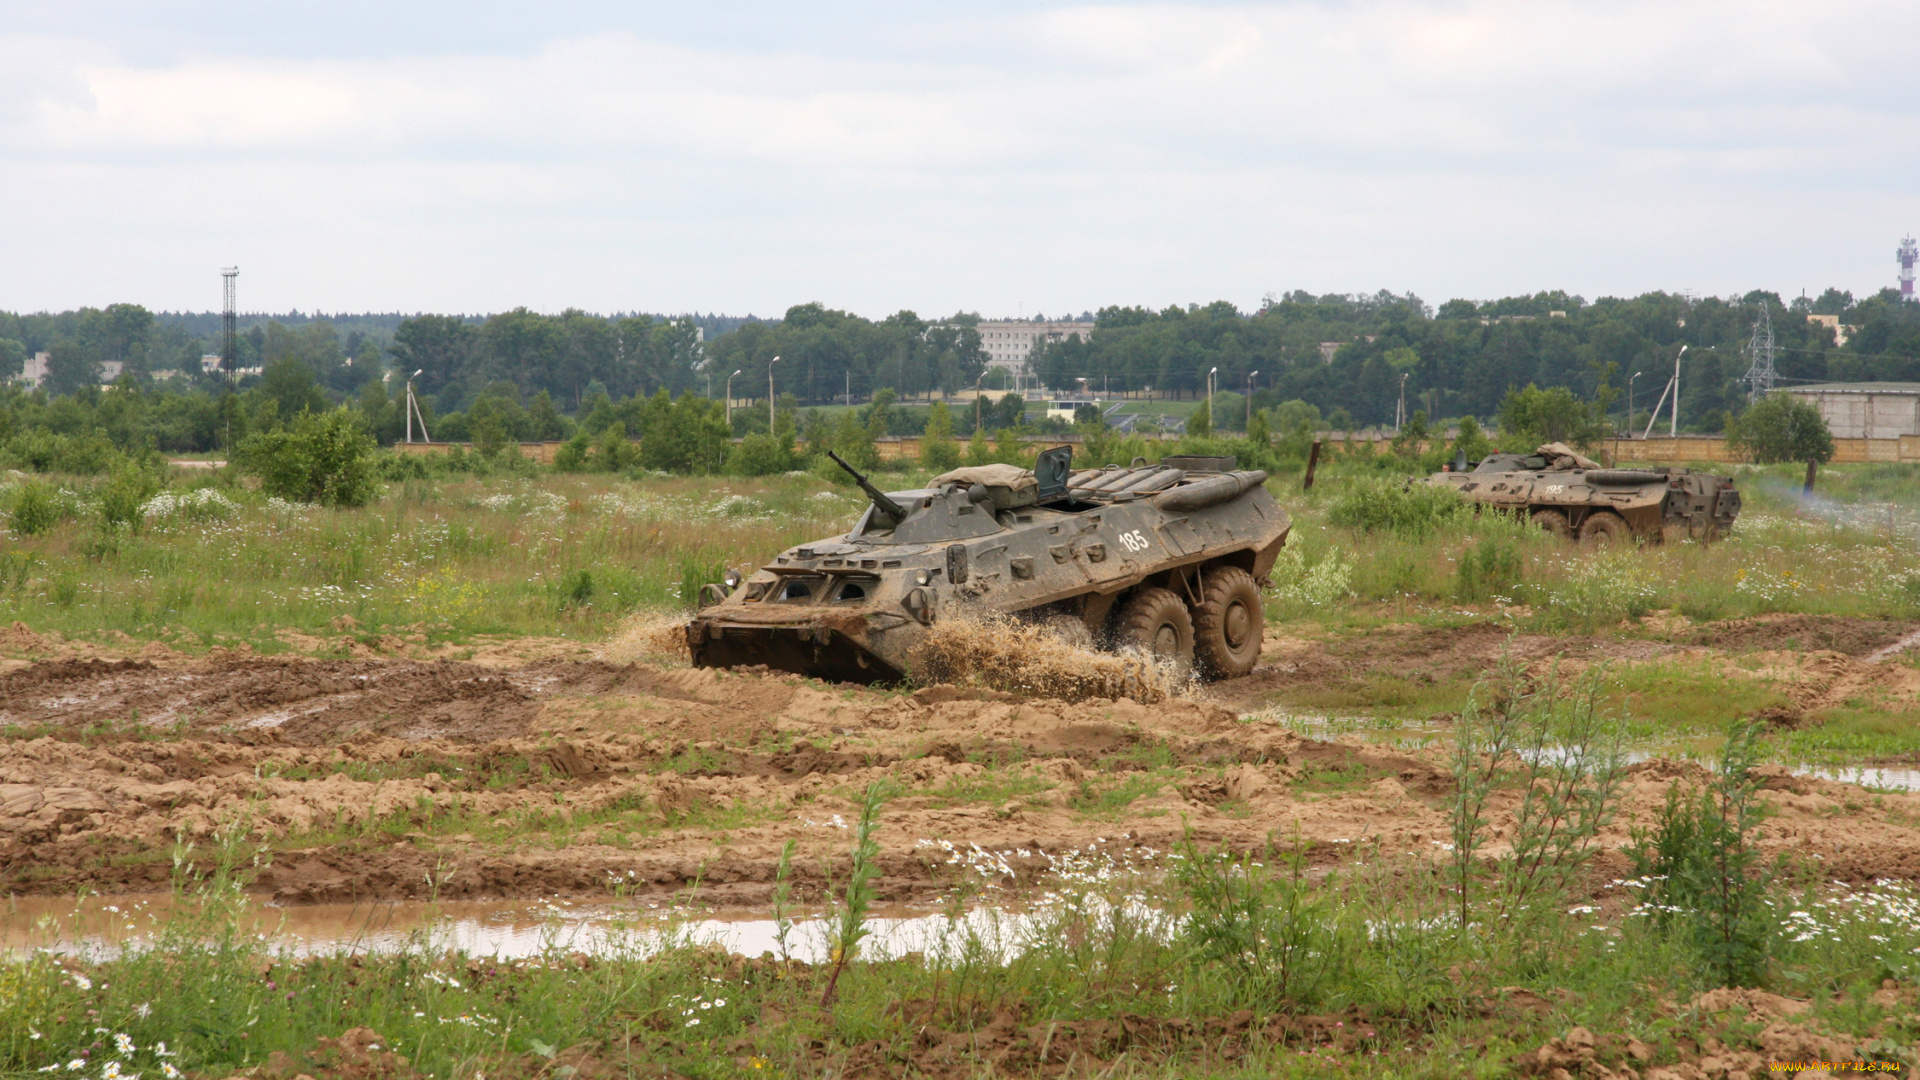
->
{"left": 1424, "top": 442, "right": 1741, "bottom": 544}
{"left": 686, "top": 448, "right": 1291, "bottom": 684}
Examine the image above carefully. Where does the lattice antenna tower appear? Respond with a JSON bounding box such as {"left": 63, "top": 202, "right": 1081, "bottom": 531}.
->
{"left": 1742, "top": 301, "right": 1779, "bottom": 401}
{"left": 220, "top": 267, "right": 239, "bottom": 391}
{"left": 1900, "top": 236, "right": 1917, "bottom": 300}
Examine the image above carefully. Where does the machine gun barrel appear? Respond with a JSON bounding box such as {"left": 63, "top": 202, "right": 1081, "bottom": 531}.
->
{"left": 826, "top": 450, "right": 907, "bottom": 520}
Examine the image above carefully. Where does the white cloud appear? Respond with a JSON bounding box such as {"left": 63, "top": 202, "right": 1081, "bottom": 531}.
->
{"left": 0, "top": 1, "right": 1915, "bottom": 314}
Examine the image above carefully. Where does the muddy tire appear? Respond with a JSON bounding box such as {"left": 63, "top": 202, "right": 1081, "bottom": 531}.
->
{"left": 1192, "top": 566, "right": 1264, "bottom": 679}
{"left": 1113, "top": 587, "right": 1194, "bottom": 669}
{"left": 1579, "top": 511, "right": 1630, "bottom": 547}
{"left": 1531, "top": 508, "right": 1572, "bottom": 540}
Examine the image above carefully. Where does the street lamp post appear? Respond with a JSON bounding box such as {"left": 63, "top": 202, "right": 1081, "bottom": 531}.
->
{"left": 725, "top": 369, "right": 742, "bottom": 427}
{"left": 1397, "top": 372, "right": 1410, "bottom": 432}
{"left": 405, "top": 368, "right": 426, "bottom": 444}
{"left": 1628, "top": 371, "right": 1641, "bottom": 436}
{"left": 1208, "top": 366, "right": 1218, "bottom": 431}
{"left": 768, "top": 356, "right": 780, "bottom": 432}
{"left": 1246, "top": 370, "right": 1259, "bottom": 430}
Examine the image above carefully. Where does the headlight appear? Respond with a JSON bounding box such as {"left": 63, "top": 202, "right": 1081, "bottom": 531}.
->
{"left": 723, "top": 569, "right": 743, "bottom": 589}
{"left": 913, "top": 569, "right": 931, "bottom": 586}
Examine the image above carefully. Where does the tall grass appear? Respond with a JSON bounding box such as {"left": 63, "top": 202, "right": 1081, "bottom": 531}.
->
{"left": 4, "top": 811, "right": 1917, "bottom": 1077}
{"left": 0, "top": 472, "right": 867, "bottom": 645}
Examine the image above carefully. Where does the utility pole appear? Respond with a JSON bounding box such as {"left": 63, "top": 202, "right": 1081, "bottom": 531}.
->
{"left": 769, "top": 356, "right": 780, "bottom": 431}
{"left": 1628, "top": 371, "right": 1640, "bottom": 436}
{"left": 1672, "top": 344, "right": 1685, "bottom": 435}
{"left": 1397, "top": 372, "right": 1409, "bottom": 432}
{"left": 1247, "top": 370, "right": 1259, "bottom": 430}
{"left": 220, "top": 267, "right": 238, "bottom": 455}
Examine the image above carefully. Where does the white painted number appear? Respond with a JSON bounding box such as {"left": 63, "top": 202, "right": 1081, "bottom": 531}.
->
{"left": 1117, "top": 529, "right": 1152, "bottom": 553}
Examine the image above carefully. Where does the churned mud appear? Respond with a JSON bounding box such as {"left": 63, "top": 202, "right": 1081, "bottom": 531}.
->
{"left": 4, "top": 615, "right": 1920, "bottom": 905}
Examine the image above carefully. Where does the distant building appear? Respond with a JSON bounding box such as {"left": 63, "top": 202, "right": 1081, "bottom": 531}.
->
{"left": 1784, "top": 382, "right": 1920, "bottom": 439}
{"left": 201, "top": 354, "right": 222, "bottom": 374}
{"left": 13, "top": 351, "right": 49, "bottom": 387}
{"left": 1805, "top": 313, "right": 1855, "bottom": 347}
{"left": 1318, "top": 342, "right": 1342, "bottom": 363}
{"left": 100, "top": 361, "right": 123, "bottom": 383}
{"left": 974, "top": 320, "right": 1092, "bottom": 386}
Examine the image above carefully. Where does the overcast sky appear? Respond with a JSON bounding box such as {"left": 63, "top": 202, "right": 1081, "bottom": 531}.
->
{"left": 2, "top": 0, "right": 1916, "bottom": 318}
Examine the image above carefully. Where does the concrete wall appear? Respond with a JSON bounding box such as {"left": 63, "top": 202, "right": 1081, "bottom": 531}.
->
{"left": 1783, "top": 389, "right": 1920, "bottom": 440}
{"left": 1607, "top": 435, "right": 1920, "bottom": 465}
{"left": 392, "top": 441, "right": 567, "bottom": 464}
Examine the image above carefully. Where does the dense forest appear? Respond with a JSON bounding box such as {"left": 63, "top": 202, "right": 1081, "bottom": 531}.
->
{"left": 1035, "top": 288, "right": 1920, "bottom": 431}
{"left": 2, "top": 288, "right": 1917, "bottom": 462}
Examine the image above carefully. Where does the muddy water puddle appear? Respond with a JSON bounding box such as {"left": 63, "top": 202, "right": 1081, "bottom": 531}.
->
{"left": 0, "top": 895, "right": 1061, "bottom": 963}
{"left": 1267, "top": 713, "right": 1920, "bottom": 791}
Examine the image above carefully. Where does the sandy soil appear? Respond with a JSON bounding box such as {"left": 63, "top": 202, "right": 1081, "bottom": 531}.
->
{"left": 5, "top": 615, "right": 1920, "bottom": 905}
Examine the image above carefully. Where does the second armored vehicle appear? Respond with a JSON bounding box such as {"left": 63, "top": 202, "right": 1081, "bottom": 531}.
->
{"left": 686, "top": 448, "right": 1291, "bottom": 683}
{"left": 1424, "top": 442, "right": 1741, "bottom": 544}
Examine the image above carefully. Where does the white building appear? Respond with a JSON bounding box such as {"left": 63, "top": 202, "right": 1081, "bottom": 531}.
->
{"left": 1783, "top": 382, "right": 1920, "bottom": 439}
{"left": 13, "top": 351, "right": 49, "bottom": 387}
{"left": 975, "top": 320, "right": 1093, "bottom": 386}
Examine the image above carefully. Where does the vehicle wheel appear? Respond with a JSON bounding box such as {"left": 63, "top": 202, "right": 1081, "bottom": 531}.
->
{"left": 1579, "top": 511, "right": 1630, "bottom": 547}
{"left": 1531, "top": 508, "right": 1572, "bottom": 540}
{"left": 1112, "top": 587, "right": 1194, "bottom": 669}
{"left": 1192, "top": 566, "right": 1264, "bottom": 679}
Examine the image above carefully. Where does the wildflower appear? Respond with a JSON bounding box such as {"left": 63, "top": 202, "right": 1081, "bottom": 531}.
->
{"left": 114, "top": 1034, "right": 135, "bottom": 1055}
{"left": 133, "top": 1005, "right": 150, "bottom": 1020}
{"left": 161, "top": 1067, "right": 180, "bottom": 1080}
{"left": 66, "top": 1061, "right": 86, "bottom": 1072}
{"left": 71, "top": 973, "right": 92, "bottom": 991}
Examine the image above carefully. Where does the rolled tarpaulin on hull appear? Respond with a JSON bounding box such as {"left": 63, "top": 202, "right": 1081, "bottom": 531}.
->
{"left": 1153, "top": 470, "right": 1269, "bottom": 512}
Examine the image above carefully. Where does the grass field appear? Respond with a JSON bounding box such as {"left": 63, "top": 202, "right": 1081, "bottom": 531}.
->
{"left": 7, "top": 457, "right": 1920, "bottom": 1076}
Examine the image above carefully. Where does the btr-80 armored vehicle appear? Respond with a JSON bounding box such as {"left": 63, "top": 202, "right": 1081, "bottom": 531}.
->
{"left": 1424, "top": 442, "right": 1741, "bottom": 544}
{"left": 686, "top": 448, "right": 1291, "bottom": 684}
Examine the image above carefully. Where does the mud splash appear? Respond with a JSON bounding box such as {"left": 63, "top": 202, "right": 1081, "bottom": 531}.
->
{"left": 909, "top": 609, "right": 1193, "bottom": 703}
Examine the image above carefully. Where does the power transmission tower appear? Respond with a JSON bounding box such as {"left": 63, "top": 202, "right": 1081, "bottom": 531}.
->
{"left": 1742, "top": 302, "right": 1778, "bottom": 401}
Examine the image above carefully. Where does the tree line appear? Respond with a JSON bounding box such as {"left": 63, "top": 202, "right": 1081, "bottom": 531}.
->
{"left": 2, "top": 289, "right": 1915, "bottom": 466}
{"left": 1036, "top": 287, "right": 1920, "bottom": 433}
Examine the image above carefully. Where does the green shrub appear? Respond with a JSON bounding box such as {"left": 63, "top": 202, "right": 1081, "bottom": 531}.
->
{"left": 1453, "top": 529, "right": 1525, "bottom": 602}
{"left": 1627, "top": 720, "right": 1776, "bottom": 987}
{"left": 553, "top": 569, "right": 595, "bottom": 610}
{"left": 8, "top": 479, "right": 62, "bottom": 535}
{"left": 1174, "top": 833, "right": 1339, "bottom": 1009}
{"left": 98, "top": 461, "right": 165, "bottom": 531}
{"left": 235, "top": 408, "right": 379, "bottom": 507}
{"left": 679, "top": 557, "right": 729, "bottom": 611}
{"left": 1532, "top": 554, "right": 1661, "bottom": 630}
{"left": 1328, "top": 477, "right": 1472, "bottom": 540}
{"left": 726, "top": 432, "right": 796, "bottom": 477}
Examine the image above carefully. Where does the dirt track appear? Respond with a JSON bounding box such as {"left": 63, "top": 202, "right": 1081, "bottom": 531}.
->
{"left": 5, "top": 615, "right": 1920, "bottom": 905}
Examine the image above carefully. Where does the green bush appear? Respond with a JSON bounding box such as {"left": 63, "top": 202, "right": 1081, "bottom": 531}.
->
{"left": 727, "top": 432, "right": 797, "bottom": 477}
{"left": 1627, "top": 721, "right": 1776, "bottom": 987}
{"left": 1453, "top": 529, "right": 1525, "bottom": 602}
{"left": 1174, "top": 834, "right": 1339, "bottom": 1009}
{"left": 1327, "top": 477, "right": 1472, "bottom": 540}
{"left": 97, "top": 461, "right": 165, "bottom": 531}
{"left": 235, "top": 408, "right": 379, "bottom": 508}
{"left": 8, "top": 479, "right": 62, "bottom": 535}
{"left": 679, "top": 557, "right": 729, "bottom": 611}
